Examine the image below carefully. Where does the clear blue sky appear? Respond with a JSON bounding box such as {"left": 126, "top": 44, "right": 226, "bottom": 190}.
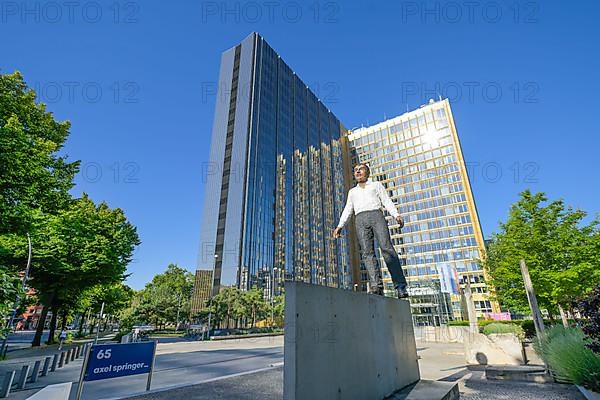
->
{"left": 2, "top": 1, "right": 598, "bottom": 289}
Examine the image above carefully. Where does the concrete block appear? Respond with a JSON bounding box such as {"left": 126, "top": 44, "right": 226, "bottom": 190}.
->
{"left": 51, "top": 353, "right": 59, "bottom": 371}
{"left": 463, "top": 332, "right": 525, "bottom": 365}
{"left": 41, "top": 357, "right": 51, "bottom": 377}
{"left": 576, "top": 385, "right": 600, "bottom": 400}
{"left": 25, "top": 382, "right": 72, "bottom": 400}
{"left": 30, "top": 360, "right": 41, "bottom": 383}
{"left": 388, "top": 380, "right": 459, "bottom": 400}
{"left": 0, "top": 371, "right": 16, "bottom": 398}
{"left": 284, "top": 282, "right": 420, "bottom": 400}
{"left": 485, "top": 365, "right": 552, "bottom": 383}
{"left": 17, "top": 365, "right": 30, "bottom": 390}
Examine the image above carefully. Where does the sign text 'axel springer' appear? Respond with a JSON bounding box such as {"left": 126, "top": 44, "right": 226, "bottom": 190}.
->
{"left": 84, "top": 342, "right": 155, "bottom": 381}
{"left": 92, "top": 361, "right": 148, "bottom": 374}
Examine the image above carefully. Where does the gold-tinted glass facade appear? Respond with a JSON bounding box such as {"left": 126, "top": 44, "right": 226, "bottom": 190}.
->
{"left": 347, "top": 99, "right": 499, "bottom": 318}
{"left": 190, "top": 270, "right": 213, "bottom": 317}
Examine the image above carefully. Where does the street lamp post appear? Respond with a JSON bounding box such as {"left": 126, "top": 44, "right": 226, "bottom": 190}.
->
{"left": 203, "top": 254, "right": 218, "bottom": 340}
{"left": 94, "top": 302, "right": 105, "bottom": 344}
{"left": 271, "top": 268, "right": 277, "bottom": 327}
{"left": 175, "top": 294, "right": 182, "bottom": 331}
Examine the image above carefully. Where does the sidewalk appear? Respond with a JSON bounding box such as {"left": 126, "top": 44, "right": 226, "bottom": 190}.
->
{"left": 120, "top": 364, "right": 584, "bottom": 400}
{"left": 2, "top": 333, "right": 115, "bottom": 362}
{"left": 0, "top": 334, "right": 116, "bottom": 400}
{"left": 121, "top": 340, "right": 584, "bottom": 400}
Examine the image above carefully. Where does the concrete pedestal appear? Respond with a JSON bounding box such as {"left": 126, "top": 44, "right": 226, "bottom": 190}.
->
{"left": 284, "top": 282, "right": 420, "bottom": 400}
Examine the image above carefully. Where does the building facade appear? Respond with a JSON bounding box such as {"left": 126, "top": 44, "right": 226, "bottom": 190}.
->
{"left": 346, "top": 99, "right": 499, "bottom": 319}
{"left": 196, "top": 34, "right": 498, "bottom": 322}
{"left": 190, "top": 269, "right": 213, "bottom": 317}
{"left": 197, "top": 33, "right": 354, "bottom": 298}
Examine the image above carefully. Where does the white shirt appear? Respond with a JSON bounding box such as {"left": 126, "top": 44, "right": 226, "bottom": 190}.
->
{"left": 337, "top": 180, "right": 400, "bottom": 228}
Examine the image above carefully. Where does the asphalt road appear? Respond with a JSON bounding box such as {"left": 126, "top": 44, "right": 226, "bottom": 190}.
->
{"left": 77, "top": 337, "right": 284, "bottom": 400}
{"left": 4, "top": 330, "right": 50, "bottom": 350}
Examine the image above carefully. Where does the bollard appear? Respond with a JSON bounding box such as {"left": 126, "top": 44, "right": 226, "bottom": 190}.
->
{"left": 75, "top": 346, "right": 81, "bottom": 358}
{"left": 17, "top": 365, "right": 29, "bottom": 390}
{"left": 70, "top": 348, "right": 76, "bottom": 362}
{"left": 0, "top": 371, "right": 16, "bottom": 398}
{"left": 58, "top": 352, "right": 66, "bottom": 368}
{"left": 30, "top": 360, "right": 41, "bottom": 383}
{"left": 41, "top": 357, "right": 51, "bottom": 377}
{"left": 64, "top": 350, "right": 70, "bottom": 365}
{"left": 51, "top": 353, "right": 59, "bottom": 372}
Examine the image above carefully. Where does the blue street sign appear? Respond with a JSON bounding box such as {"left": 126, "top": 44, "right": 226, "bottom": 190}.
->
{"left": 84, "top": 342, "right": 156, "bottom": 382}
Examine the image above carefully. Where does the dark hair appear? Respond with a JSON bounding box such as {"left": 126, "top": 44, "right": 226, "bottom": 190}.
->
{"left": 354, "top": 163, "right": 370, "bottom": 177}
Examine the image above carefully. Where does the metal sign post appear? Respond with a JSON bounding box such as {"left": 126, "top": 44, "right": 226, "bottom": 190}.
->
{"left": 76, "top": 344, "right": 92, "bottom": 400}
{"left": 146, "top": 340, "right": 157, "bottom": 391}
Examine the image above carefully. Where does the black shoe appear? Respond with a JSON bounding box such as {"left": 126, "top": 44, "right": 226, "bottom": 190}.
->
{"left": 368, "top": 287, "right": 384, "bottom": 296}
{"left": 396, "top": 286, "right": 409, "bottom": 299}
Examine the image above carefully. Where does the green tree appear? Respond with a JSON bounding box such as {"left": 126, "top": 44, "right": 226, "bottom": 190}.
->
{"left": 272, "top": 294, "right": 285, "bottom": 326}
{"left": 70, "top": 282, "right": 133, "bottom": 336}
{"left": 133, "top": 264, "right": 194, "bottom": 330}
{"left": 0, "top": 268, "right": 21, "bottom": 340}
{"left": 209, "top": 287, "right": 243, "bottom": 329}
{"left": 0, "top": 71, "right": 79, "bottom": 337}
{"left": 18, "top": 195, "right": 139, "bottom": 346}
{"left": 241, "top": 288, "right": 268, "bottom": 328}
{"left": 0, "top": 71, "right": 79, "bottom": 235}
{"left": 0, "top": 72, "right": 140, "bottom": 345}
{"left": 484, "top": 190, "right": 600, "bottom": 316}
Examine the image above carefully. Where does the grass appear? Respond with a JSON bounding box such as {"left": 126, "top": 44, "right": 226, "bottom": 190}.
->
{"left": 149, "top": 332, "right": 185, "bottom": 337}
{"left": 535, "top": 325, "right": 600, "bottom": 392}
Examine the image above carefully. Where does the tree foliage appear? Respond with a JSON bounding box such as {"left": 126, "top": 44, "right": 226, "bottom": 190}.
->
{"left": 483, "top": 190, "right": 600, "bottom": 314}
{"left": 577, "top": 285, "right": 600, "bottom": 354}
{"left": 0, "top": 71, "right": 141, "bottom": 346}
{"left": 0, "top": 71, "right": 79, "bottom": 235}
{"left": 131, "top": 264, "right": 194, "bottom": 330}
{"left": 0, "top": 70, "right": 80, "bottom": 324}
{"left": 206, "top": 287, "right": 274, "bottom": 329}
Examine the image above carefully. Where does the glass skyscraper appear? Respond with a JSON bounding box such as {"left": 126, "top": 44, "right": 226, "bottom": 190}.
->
{"left": 197, "top": 33, "right": 353, "bottom": 298}
{"left": 347, "top": 99, "right": 500, "bottom": 320}
{"left": 196, "top": 33, "right": 499, "bottom": 323}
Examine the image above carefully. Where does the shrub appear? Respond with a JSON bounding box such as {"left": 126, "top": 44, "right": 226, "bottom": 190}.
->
{"left": 447, "top": 320, "right": 469, "bottom": 326}
{"left": 520, "top": 320, "right": 536, "bottom": 338}
{"left": 482, "top": 322, "right": 525, "bottom": 340}
{"left": 535, "top": 325, "right": 600, "bottom": 391}
{"left": 577, "top": 284, "right": 600, "bottom": 354}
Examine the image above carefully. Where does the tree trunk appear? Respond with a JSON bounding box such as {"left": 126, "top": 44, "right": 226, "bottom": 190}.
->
{"left": 31, "top": 303, "right": 50, "bottom": 347}
{"left": 558, "top": 304, "right": 569, "bottom": 328}
{"left": 46, "top": 304, "right": 59, "bottom": 345}
{"left": 77, "top": 312, "right": 85, "bottom": 337}
{"left": 89, "top": 317, "right": 96, "bottom": 335}
{"left": 60, "top": 309, "right": 68, "bottom": 331}
{"left": 568, "top": 305, "right": 576, "bottom": 320}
